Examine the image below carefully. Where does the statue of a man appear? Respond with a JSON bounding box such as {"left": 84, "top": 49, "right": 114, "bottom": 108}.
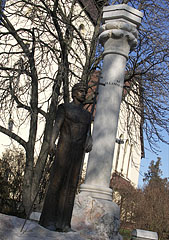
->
{"left": 39, "top": 83, "right": 92, "bottom": 232}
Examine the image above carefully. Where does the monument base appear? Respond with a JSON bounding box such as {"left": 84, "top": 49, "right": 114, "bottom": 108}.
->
{"left": 29, "top": 193, "right": 123, "bottom": 239}
{"left": 72, "top": 193, "right": 123, "bottom": 240}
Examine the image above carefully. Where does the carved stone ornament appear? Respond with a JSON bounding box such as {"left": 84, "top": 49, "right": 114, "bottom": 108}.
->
{"left": 99, "top": 21, "right": 138, "bottom": 56}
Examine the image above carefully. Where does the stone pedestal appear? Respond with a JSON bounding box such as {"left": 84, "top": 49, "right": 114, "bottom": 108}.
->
{"left": 72, "top": 195, "right": 122, "bottom": 240}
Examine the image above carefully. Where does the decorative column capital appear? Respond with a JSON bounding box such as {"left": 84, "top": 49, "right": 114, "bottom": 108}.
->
{"left": 99, "top": 21, "right": 138, "bottom": 48}
{"left": 99, "top": 4, "right": 143, "bottom": 58}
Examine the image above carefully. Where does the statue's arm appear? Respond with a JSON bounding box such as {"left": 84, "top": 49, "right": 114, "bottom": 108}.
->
{"left": 50, "top": 104, "right": 65, "bottom": 153}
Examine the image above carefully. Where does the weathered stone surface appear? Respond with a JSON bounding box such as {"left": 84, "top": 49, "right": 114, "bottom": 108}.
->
{"left": 0, "top": 213, "right": 85, "bottom": 240}
{"left": 0, "top": 206, "right": 122, "bottom": 240}
{"left": 72, "top": 195, "right": 123, "bottom": 240}
{"left": 0, "top": 195, "right": 123, "bottom": 239}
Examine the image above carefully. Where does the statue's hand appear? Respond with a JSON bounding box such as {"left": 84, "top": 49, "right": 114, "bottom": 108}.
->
{"left": 85, "top": 135, "right": 93, "bottom": 153}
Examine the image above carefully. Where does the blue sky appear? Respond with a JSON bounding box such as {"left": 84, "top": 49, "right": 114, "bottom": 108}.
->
{"left": 0, "top": 0, "right": 6, "bottom": 11}
{"left": 138, "top": 132, "right": 169, "bottom": 187}
{"left": 0, "top": 0, "right": 6, "bottom": 22}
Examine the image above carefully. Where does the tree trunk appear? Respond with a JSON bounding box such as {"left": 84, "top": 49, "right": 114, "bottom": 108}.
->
{"left": 22, "top": 150, "right": 34, "bottom": 215}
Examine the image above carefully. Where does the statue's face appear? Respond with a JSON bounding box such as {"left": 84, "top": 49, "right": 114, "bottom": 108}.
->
{"left": 73, "top": 88, "right": 86, "bottom": 103}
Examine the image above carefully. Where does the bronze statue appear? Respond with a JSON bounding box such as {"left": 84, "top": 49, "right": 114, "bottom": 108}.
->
{"left": 39, "top": 83, "right": 92, "bottom": 232}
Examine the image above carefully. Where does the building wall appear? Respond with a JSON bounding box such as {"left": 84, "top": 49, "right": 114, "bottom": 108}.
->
{"left": 112, "top": 84, "right": 142, "bottom": 187}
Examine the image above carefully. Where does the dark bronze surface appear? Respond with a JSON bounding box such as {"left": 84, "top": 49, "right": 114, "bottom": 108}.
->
{"left": 39, "top": 84, "right": 92, "bottom": 232}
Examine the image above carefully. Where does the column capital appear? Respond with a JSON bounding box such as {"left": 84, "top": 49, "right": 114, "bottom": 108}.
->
{"left": 99, "top": 21, "right": 138, "bottom": 53}
{"left": 99, "top": 4, "right": 143, "bottom": 58}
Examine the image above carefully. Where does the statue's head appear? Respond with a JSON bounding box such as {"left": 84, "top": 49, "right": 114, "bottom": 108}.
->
{"left": 72, "top": 83, "right": 87, "bottom": 102}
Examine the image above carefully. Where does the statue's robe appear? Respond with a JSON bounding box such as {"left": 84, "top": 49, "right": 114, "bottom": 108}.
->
{"left": 39, "top": 102, "right": 91, "bottom": 231}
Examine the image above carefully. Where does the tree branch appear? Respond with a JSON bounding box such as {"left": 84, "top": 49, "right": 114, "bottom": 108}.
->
{"left": 0, "top": 125, "right": 27, "bottom": 149}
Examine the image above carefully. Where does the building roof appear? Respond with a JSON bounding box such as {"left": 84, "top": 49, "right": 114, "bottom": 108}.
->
{"left": 78, "top": 0, "right": 106, "bottom": 25}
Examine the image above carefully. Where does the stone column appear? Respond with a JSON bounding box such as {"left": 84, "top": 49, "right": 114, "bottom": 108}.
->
{"left": 80, "top": 4, "right": 143, "bottom": 200}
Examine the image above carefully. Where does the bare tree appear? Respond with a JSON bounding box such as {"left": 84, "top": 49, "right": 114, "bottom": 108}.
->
{"left": 0, "top": 0, "right": 105, "bottom": 213}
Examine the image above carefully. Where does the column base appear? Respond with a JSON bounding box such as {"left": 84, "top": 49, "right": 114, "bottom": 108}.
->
{"left": 80, "top": 183, "right": 113, "bottom": 201}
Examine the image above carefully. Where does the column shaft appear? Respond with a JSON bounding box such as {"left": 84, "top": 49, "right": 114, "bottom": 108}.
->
{"left": 85, "top": 53, "right": 126, "bottom": 188}
{"left": 80, "top": 4, "right": 143, "bottom": 201}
